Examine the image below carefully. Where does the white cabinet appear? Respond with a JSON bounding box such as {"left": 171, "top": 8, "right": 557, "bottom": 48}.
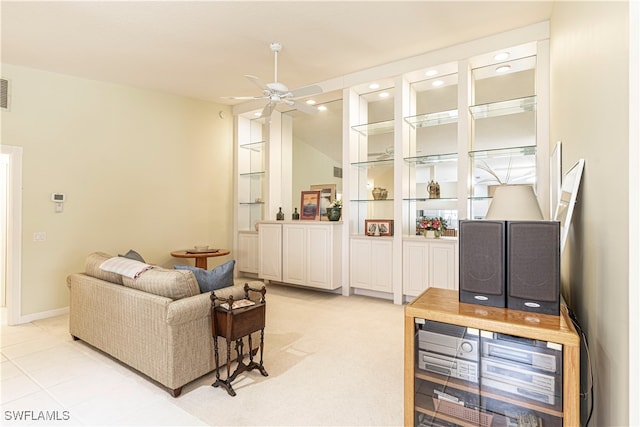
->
{"left": 258, "top": 222, "right": 282, "bottom": 281}
{"left": 259, "top": 221, "right": 342, "bottom": 290}
{"left": 403, "top": 238, "right": 458, "bottom": 297}
{"left": 237, "top": 231, "right": 259, "bottom": 274}
{"left": 350, "top": 237, "right": 393, "bottom": 293}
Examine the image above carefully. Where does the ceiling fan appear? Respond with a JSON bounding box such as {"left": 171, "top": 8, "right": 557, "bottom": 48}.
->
{"left": 369, "top": 146, "right": 394, "bottom": 160}
{"left": 227, "top": 42, "right": 323, "bottom": 119}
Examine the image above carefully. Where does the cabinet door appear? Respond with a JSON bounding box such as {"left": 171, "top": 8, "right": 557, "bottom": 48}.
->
{"left": 403, "top": 240, "right": 430, "bottom": 296}
{"left": 370, "top": 240, "right": 393, "bottom": 292}
{"left": 350, "top": 239, "right": 393, "bottom": 292}
{"left": 306, "top": 225, "right": 334, "bottom": 289}
{"left": 282, "top": 224, "right": 306, "bottom": 285}
{"left": 237, "top": 232, "right": 258, "bottom": 274}
{"left": 350, "top": 239, "right": 371, "bottom": 289}
{"left": 428, "top": 241, "right": 458, "bottom": 290}
{"left": 258, "top": 223, "right": 282, "bottom": 281}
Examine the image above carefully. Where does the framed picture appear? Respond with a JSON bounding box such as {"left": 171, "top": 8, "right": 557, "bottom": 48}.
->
{"left": 300, "top": 191, "right": 321, "bottom": 220}
{"left": 310, "top": 184, "right": 336, "bottom": 221}
{"left": 364, "top": 219, "right": 394, "bottom": 236}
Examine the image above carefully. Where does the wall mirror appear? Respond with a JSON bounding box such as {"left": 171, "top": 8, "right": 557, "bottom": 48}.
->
{"left": 554, "top": 158, "right": 585, "bottom": 253}
{"left": 288, "top": 95, "right": 343, "bottom": 205}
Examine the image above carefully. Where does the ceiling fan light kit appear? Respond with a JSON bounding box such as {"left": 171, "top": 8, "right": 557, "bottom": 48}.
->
{"left": 228, "top": 42, "right": 323, "bottom": 118}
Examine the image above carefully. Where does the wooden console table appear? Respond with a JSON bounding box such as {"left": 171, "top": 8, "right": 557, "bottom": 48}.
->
{"left": 210, "top": 283, "right": 268, "bottom": 396}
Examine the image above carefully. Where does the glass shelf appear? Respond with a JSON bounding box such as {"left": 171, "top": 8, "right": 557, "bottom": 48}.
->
{"left": 404, "top": 109, "right": 458, "bottom": 129}
{"left": 404, "top": 152, "right": 458, "bottom": 165}
{"left": 350, "top": 198, "right": 395, "bottom": 203}
{"left": 351, "top": 119, "right": 395, "bottom": 136}
{"left": 469, "top": 145, "right": 536, "bottom": 159}
{"left": 239, "top": 171, "right": 265, "bottom": 177}
{"left": 469, "top": 96, "right": 536, "bottom": 120}
{"left": 239, "top": 141, "right": 265, "bottom": 152}
{"left": 350, "top": 159, "right": 394, "bottom": 168}
{"left": 404, "top": 197, "right": 457, "bottom": 203}
{"left": 239, "top": 201, "right": 265, "bottom": 205}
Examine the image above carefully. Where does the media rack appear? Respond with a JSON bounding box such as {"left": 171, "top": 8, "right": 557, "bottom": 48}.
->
{"left": 405, "top": 288, "right": 580, "bottom": 426}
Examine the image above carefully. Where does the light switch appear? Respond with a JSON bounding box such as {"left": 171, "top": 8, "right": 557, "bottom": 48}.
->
{"left": 33, "top": 232, "right": 46, "bottom": 242}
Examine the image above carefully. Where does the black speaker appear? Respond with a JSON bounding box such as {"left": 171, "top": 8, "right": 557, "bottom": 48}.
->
{"left": 459, "top": 220, "right": 506, "bottom": 308}
{"left": 506, "top": 221, "right": 561, "bottom": 315}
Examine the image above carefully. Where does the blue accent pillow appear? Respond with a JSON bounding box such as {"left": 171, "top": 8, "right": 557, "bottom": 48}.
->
{"left": 174, "top": 260, "right": 235, "bottom": 293}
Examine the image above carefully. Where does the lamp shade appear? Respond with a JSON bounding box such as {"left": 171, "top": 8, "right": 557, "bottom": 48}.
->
{"left": 485, "top": 184, "right": 543, "bottom": 220}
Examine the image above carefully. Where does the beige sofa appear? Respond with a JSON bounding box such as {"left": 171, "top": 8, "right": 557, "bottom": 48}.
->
{"left": 67, "top": 252, "right": 263, "bottom": 397}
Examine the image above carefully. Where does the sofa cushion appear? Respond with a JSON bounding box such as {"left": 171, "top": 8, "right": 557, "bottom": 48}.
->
{"left": 122, "top": 268, "right": 200, "bottom": 300}
{"left": 85, "top": 252, "right": 124, "bottom": 285}
{"left": 100, "top": 256, "right": 154, "bottom": 279}
{"left": 174, "top": 260, "right": 235, "bottom": 293}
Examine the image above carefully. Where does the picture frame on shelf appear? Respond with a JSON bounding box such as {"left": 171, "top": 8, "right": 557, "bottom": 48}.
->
{"left": 310, "top": 184, "right": 336, "bottom": 221}
{"left": 300, "top": 191, "right": 321, "bottom": 220}
{"left": 364, "top": 219, "right": 394, "bottom": 236}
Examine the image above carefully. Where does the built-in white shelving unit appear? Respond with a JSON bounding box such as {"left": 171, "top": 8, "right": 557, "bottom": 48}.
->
{"left": 234, "top": 24, "right": 550, "bottom": 304}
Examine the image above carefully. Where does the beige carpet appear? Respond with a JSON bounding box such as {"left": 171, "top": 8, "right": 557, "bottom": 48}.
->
{"left": 173, "top": 282, "right": 405, "bottom": 426}
{"left": 1, "top": 283, "right": 404, "bottom": 426}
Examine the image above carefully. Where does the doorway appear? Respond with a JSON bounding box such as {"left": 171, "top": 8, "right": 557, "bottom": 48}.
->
{"left": 1, "top": 145, "right": 22, "bottom": 325}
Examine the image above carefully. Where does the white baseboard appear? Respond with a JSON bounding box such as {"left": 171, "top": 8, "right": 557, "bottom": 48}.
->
{"left": 17, "top": 306, "right": 69, "bottom": 325}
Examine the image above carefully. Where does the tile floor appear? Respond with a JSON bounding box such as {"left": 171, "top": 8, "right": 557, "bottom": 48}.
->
{"left": 1, "top": 284, "right": 405, "bottom": 426}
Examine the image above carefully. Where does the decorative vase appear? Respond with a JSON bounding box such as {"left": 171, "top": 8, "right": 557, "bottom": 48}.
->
{"left": 327, "top": 207, "right": 342, "bottom": 221}
{"left": 276, "top": 207, "right": 284, "bottom": 221}
{"left": 372, "top": 187, "right": 388, "bottom": 200}
{"left": 424, "top": 230, "right": 440, "bottom": 239}
{"left": 292, "top": 207, "right": 300, "bottom": 220}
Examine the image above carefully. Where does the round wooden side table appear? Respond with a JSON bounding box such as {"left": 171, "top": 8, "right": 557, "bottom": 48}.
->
{"left": 170, "top": 249, "right": 230, "bottom": 269}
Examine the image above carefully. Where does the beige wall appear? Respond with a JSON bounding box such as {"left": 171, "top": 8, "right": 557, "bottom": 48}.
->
{"left": 1, "top": 64, "right": 233, "bottom": 318}
{"left": 550, "top": 2, "right": 634, "bottom": 424}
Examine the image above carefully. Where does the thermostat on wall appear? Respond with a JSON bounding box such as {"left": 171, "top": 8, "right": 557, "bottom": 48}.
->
{"left": 51, "top": 193, "right": 65, "bottom": 202}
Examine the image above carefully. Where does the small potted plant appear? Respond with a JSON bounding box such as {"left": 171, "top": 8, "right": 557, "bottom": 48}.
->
{"left": 420, "top": 217, "right": 448, "bottom": 238}
{"left": 327, "top": 199, "right": 342, "bottom": 221}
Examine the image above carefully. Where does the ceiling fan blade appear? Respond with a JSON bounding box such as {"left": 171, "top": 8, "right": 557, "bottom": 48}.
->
{"left": 260, "top": 103, "right": 274, "bottom": 119}
{"left": 288, "top": 99, "right": 319, "bottom": 115}
{"left": 245, "top": 75, "right": 269, "bottom": 92}
{"left": 223, "top": 95, "right": 268, "bottom": 100}
{"left": 288, "top": 84, "right": 323, "bottom": 99}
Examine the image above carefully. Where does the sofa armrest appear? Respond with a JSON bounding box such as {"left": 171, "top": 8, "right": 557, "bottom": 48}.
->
{"left": 165, "top": 293, "right": 211, "bottom": 326}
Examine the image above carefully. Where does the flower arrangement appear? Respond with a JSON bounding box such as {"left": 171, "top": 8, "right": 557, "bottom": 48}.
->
{"left": 421, "top": 217, "right": 448, "bottom": 232}
{"left": 329, "top": 199, "right": 342, "bottom": 209}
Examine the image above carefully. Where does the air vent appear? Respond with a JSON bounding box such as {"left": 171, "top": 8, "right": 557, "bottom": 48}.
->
{"left": 333, "top": 166, "right": 342, "bottom": 178}
{"left": 1, "top": 78, "right": 9, "bottom": 111}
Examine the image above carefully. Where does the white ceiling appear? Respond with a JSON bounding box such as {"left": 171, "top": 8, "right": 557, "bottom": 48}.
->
{"left": 1, "top": 1, "right": 554, "bottom": 106}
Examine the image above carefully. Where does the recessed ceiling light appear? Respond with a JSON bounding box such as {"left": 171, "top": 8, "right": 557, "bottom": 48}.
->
{"left": 253, "top": 111, "right": 261, "bottom": 117}
{"left": 425, "top": 69, "right": 438, "bottom": 77}
{"left": 369, "top": 83, "right": 380, "bottom": 90}
{"left": 317, "top": 105, "right": 327, "bottom": 111}
{"left": 494, "top": 52, "right": 510, "bottom": 61}
{"left": 496, "top": 65, "right": 511, "bottom": 73}
{"left": 432, "top": 80, "right": 444, "bottom": 87}
{"left": 379, "top": 92, "right": 390, "bottom": 98}
{"left": 306, "top": 100, "right": 317, "bottom": 105}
